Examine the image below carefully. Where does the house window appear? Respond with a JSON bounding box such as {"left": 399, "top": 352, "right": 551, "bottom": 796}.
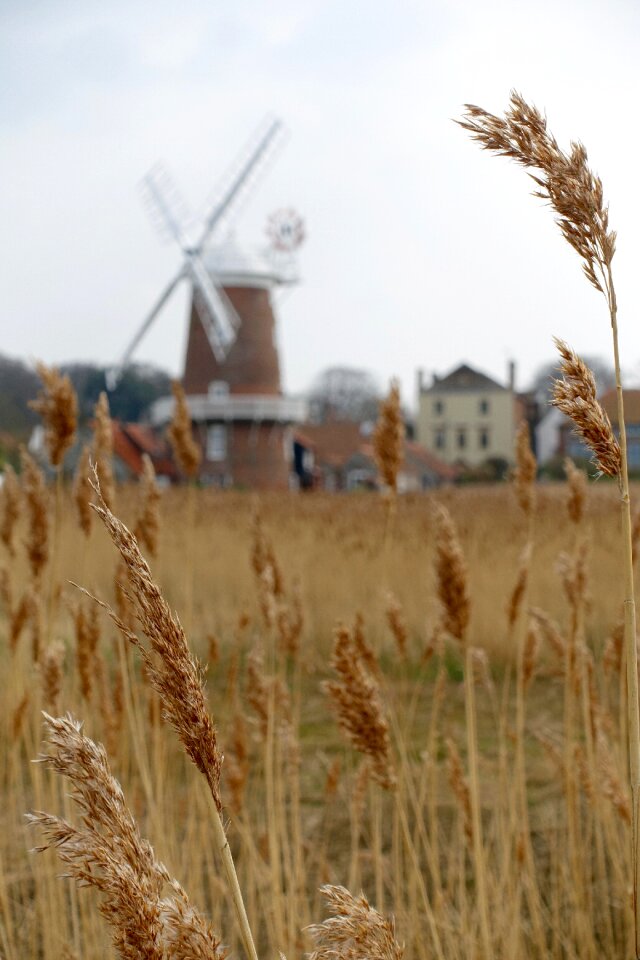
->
{"left": 457, "top": 428, "right": 467, "bottom": 450}
{"left": 206, "top": 424, "right": 227, "bottom": 461}
{"left": 434, "top": 399, "right": 444, "bottom": 415}
{"left": 479, "top": 398, "right": 490, "bottom": 414}
{"left": 479, "top": 428, "right": 490, "bottom": 450}
{"left": 628, "top": 441, "right": 640, "bottom": 469}
{"left": 434, "top": 428, "right": 446, "bottom": 450}
{"left": 208, "top": 380, "right": 229, "bottom": 398}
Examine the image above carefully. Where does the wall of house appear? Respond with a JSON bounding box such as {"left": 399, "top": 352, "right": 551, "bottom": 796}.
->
{"left": 416, "top": 388, "right": 515, "bottom": 466}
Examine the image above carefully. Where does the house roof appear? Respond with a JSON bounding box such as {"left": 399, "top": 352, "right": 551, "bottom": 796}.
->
{"left": 294, "top": 422, "right": 365, "bottom": 468}
{"left": 600, "top": 389, "right": 640, "bottom": 426}
{"left": 112, "top": 422, "right": 176, "bottom": 479}
{"left": 295, "top": 422, "right": 456, "bottom": 481}
{"left": 426, "top": 363, "right": 506, "bottom": 393}
{"left": 404, "top": 441, "right": 459, "bottom": 480}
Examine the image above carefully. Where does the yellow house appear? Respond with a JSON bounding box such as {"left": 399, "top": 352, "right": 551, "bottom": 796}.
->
{"left": 416, "top": 363, "right": 516, "bottom": 467}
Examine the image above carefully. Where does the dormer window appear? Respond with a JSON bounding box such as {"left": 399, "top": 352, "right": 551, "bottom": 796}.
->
{"left": 208, "top": 380, "right": 229, "bottom": 399}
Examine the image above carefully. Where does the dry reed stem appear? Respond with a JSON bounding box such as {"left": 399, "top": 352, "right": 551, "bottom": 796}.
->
{"left": 307, "top": 885, "right": 404, "bottom": 960}
{"left": 30, "top": 363, "right": 78, "bottom": 469}
{"left": 552, "top": 339, "right": 621, "bottom": 477}
{"left": 29, "top": 714, "right": 226, "bottom": 960}
{"left": 168, "top": 381, "right": 201, "bottom": 479}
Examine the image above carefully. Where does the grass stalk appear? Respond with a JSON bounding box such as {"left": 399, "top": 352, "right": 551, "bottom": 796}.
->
{"left": 606, "top": 268, "right": 640, "bottom": 955}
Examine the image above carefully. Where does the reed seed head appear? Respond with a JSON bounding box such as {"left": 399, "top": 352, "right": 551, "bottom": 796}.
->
{"left": 30, "top": 362, "right": 78, "bottom": 468}
{"left": 564, "top": 457, "right": 587, "bottom": 525}
{"left": 513, "top": 421, "right": 536, "bottom": 516}
{"left": 88, "top": 473, "right": 224, "bottom": 812}
{"left": 324, "top": 623, "right": 396, "bottom": 790}
{"left": 385, "top": 591, "right": 408, "bottom": 660}
{"left": 433, "top": 503, "right": 470, "bottom": 644}
{"left": 135, "top": 454, "right": 161, "bottom": 558}
{"left": 446, "top": 737, "right": 473, "bottom": 846}
{"left": 459, "top": 92, "right": 616, "bottom": 293}
{"left": 308, "top": 885, "right": 404, "bottom": 960}
{"left": 73, "top": 445, "right": 93, "bottom": 537}
{"left": 20, "top": 448, "right": 49, "bottom": 581}
{"left": 1, "top": 464, "right": 21, "bottom": 556}
{"left": 551, "top": 338, "right": 621, "bottom": 477}
{"left": 168, "top": 381, "right": 201, "bottom": 479}
{"left": 29, "top": 714, "right": 226, "bottom": 960}
{"left": 93, "top": 392, "right": 116, "bottom": 511}
{"left": 373, "top": 379, "right": 403, "bottom": 495}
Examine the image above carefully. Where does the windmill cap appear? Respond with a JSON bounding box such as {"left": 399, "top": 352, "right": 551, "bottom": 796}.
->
{"left": 204, "top": 237, "right": 298, "bottom": 289}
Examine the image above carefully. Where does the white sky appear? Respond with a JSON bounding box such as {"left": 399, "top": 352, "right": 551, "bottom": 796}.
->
{"left": 2, "top": 0, "right": 640, "bottom": 411}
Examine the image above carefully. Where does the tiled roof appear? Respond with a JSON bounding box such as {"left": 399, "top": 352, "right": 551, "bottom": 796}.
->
{"left": 112, "top": 422, "right": 177, "bottom": 478}
{"left": 294, "top": 422, "right": 365, "bottom": 468}
{"left": 426, "top": 364, "right": 506, "bottom": 393}
{"left": 295, "top": 422, "right": 456, "bottom": 480}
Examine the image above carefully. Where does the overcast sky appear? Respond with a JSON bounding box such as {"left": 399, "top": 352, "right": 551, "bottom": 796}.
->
{"left": 2, "top": 0, "right": 640, "bottom": 410}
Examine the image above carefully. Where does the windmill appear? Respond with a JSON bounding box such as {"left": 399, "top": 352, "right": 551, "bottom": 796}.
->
{"left": 114, "top": 117, "right": 307, "bottom": 489}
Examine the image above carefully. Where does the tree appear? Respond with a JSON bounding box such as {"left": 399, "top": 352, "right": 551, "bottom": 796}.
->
{"left": 307, "top": 367, "right": 382, "bottom": 424}
{"left": 60, "top": 362, "right": 171, "bottom": 423}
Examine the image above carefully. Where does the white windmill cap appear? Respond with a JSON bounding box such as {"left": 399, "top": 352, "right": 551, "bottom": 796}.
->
{"left": 204, "top": 235, "right": 298, "bottom": 288}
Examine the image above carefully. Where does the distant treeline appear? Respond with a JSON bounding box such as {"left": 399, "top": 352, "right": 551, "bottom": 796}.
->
{"left": 0, "top": 354, "right": 171, "bottom": 466}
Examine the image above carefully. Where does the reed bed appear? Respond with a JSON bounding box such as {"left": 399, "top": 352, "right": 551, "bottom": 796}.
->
{"left": 0, "top": 472, "right": 639, "bottom": 959}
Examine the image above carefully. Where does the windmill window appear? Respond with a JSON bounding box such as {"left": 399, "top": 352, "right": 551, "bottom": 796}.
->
{"left": 207, "top": 424, "right": 227, "bottom": 461}
{"left": 208, "top": 380, "right": 229, "bottom": 399}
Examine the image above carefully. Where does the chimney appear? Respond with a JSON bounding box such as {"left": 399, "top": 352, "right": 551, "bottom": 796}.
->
{"left": 432, "top": 372, "right": 440, "bottom": 387}
{"left": 416, "top": 368, "right": 425, "bottom": 395}
{"left": 508, "top": 360, "right": 516, "bottom": 392}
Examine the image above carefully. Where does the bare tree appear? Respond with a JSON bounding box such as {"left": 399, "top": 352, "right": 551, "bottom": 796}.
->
{"left": 308, "top": 367, "right": 382, "bottom": 423}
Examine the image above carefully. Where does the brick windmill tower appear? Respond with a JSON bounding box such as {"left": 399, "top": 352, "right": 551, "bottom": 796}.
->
{"left": 110, "top": 119, "right": 306, "bottom": 488}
